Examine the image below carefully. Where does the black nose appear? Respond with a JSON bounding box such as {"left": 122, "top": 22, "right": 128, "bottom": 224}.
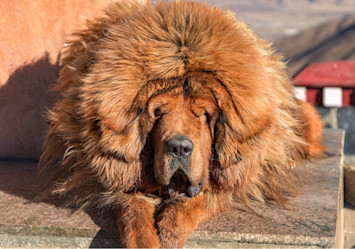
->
{"left": 166, "top": 137, "right": 193, "bottom": 157}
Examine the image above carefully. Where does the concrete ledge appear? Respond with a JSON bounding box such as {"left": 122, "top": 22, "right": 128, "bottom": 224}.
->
{"left": 0, "top": 129, "right": 344, "bottom": 248}
{"left": 344, "top": 206, "right": 355, "bottom": 248}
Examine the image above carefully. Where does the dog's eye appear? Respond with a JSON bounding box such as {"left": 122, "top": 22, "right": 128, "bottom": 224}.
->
{"left": 154, "top": 107, "right": 164, "bottom": 118}
{"left": 204, "top": 113, "right": 210, "bottom": 124}
{"left": 192, "top": 108, "right": 205, "bottom": 118}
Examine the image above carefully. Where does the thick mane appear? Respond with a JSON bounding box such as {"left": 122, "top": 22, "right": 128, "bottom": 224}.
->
{"left": 39, "top": 1, "right": 308, "bottom": 208}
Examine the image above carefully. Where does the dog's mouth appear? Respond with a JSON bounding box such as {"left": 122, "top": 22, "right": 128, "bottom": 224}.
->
{"left": 166, "top": 169, "right": 204, "bottom": 198}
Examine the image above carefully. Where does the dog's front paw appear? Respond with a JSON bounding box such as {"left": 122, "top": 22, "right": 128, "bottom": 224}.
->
{"left": 115, "top": 194, "right": 160, "bottom": 248}
{"left": 156, "top": 194, "right": 204, "bottom": 248}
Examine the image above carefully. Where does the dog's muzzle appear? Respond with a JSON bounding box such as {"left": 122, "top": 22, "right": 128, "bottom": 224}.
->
{"left": 160, "top": 136, "right": 203, "bottom": 198}
{"left": 166, "top": 135, "right": 193, "bottom": 177}
{"left": 166, "top": 169, "right": 204, "bottom": 198}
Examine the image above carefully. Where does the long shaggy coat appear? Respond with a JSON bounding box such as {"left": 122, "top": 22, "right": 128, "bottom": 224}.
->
{"left": 39, "top": 1, "right": 323, "bottom": 247}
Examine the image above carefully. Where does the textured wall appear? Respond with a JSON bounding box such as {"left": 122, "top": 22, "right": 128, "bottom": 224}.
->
{"left": 0, "top": 1, "right": 115, "bottom": 158}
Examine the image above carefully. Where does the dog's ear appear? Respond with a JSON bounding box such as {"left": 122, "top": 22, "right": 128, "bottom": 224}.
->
{"left": 214, "top": 118, "right": 242, "bottom": 169}
{"left": 207, "top": 77, "right": 276, "bottom": 170}
{"left": 95, "top": 112, "right": 148, "bottom": 163}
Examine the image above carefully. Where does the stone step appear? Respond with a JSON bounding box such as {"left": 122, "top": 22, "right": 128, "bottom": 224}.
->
{"left": 0, "top": 129, "right": 344, "bottom": 248}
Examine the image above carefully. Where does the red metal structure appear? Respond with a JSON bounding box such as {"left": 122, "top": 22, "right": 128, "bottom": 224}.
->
{"left": 293, "top": 61, "right": 355, "bottom": 107}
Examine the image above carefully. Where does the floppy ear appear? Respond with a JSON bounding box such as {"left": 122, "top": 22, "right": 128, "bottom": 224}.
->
{"left": 214, "top": 119, "right": 242, "bottom": 168}
{"left": 201, "top": 74, "right": 276, "bottom": 170}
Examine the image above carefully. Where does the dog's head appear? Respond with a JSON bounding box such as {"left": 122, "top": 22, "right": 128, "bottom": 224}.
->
{"left": 126, "top": 65, "right": 274, "bottom": 198}
{"left": 41, "top": 1, "right": 296, "bottom": 205}
{"left": 147, "top": 78, "right": 219, "bottom": 197}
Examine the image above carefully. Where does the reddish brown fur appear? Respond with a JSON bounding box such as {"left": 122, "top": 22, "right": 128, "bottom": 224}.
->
{"left": 297, "top": 100, "right": 325, "bottom": 157}
{"left": 39, "top": 1, "right": 324, "bottom": 247}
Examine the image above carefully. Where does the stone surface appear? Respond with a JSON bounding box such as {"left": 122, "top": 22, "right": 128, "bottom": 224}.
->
{"left": 0, "top": 130, "right": 344, "bottom": 248}
{"left": 344, "top": 206, "right": 355, "bottom": 248}
{"left": 190, "top": 129, "right": 344, "bottom": 248}
{"left": 316, "top": 106, "right": 355, "bottom": 217}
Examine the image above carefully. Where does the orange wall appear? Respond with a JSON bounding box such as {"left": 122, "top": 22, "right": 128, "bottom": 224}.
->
{"left": 0, "top": 0, "right": 116, "bottom": 158}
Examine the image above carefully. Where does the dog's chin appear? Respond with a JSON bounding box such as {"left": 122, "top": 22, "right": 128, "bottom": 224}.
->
{"left": 165, "top": 169, "right": 204, "bottom": 198}
{"left": 153, "top": 154, "right": 205, "bottom": 199}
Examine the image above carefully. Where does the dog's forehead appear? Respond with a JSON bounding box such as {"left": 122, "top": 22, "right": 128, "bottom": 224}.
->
{"left": 146, "top": 90, "right": 217, "bottom": 121}
{"left": 149, "top": 75, "right": 217, "bottom": 104}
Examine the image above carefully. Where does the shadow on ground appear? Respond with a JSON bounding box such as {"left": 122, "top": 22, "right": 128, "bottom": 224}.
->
{"left": 0, "top": 56, "right": 120, "bottom": 247}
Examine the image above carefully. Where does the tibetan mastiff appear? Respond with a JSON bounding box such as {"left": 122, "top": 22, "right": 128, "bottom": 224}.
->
{"left": 39, "top": 1, "right": 324, "bottom": 248}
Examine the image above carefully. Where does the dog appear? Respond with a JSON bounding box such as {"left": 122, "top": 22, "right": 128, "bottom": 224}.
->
{"left": 39, "top": 1, "right": 324, "bottom": 247}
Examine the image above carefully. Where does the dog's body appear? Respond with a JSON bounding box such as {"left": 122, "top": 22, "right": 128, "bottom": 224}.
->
{"left": 39, "top": 1, "right": 323, "bottom": 247}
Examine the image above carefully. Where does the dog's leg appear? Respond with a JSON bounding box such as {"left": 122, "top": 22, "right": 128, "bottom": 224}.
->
{"left": 114, "top": 193, "right": 160, "bottom": 248}
{"left": 156, "top": 193, "right": 209, "bottom": 248}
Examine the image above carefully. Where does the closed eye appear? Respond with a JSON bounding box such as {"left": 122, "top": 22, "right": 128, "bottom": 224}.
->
{"left": 191, "top": 107, "right": 205, "bottom": 118}
{"left": 205, "top": 113, "right": 210, "bottom": 124}
{"left": 154, "top": 107, "right": 166, "bottom": 119}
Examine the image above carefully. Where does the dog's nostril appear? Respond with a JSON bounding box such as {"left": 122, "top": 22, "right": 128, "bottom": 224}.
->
{"left": 166, "top": 137, "right": 193, "bottom": 157}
